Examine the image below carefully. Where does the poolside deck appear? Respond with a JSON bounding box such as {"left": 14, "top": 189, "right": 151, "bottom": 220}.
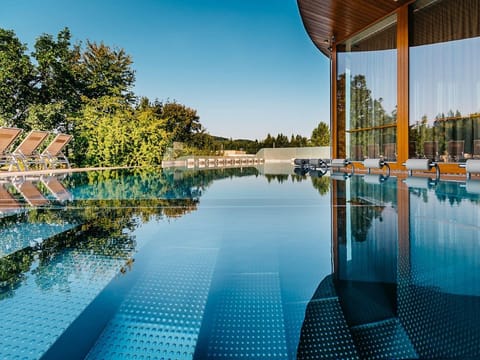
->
{"left": 0, "top": 166, "right": 130, "bottom": 179}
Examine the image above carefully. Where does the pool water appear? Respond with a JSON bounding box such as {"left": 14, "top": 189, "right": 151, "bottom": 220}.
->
{"left": 0, "top": 168, "right": 479, "bottom": 359}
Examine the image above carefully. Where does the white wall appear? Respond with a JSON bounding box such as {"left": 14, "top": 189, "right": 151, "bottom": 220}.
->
{"left": 256, "top": 147, "right": 331, "bottom": 162}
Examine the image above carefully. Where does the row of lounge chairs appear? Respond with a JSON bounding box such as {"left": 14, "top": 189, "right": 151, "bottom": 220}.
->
{"left": 294, "top": 157, "right": 480, "bottom": 181}
{"left": 0, "top": 127, "right": 72, "bottom": 171}
{"left": 0, "top": 175, "right": 72, "bottom": 216}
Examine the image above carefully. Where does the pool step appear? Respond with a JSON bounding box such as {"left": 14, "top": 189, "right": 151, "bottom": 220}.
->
{"left": 297, "top": 297, "right": 360, "bottom": 360}
{"left": 297, "top": 275, "right": 360, "bottom": 360}
{"left": 205, "top": 272, "right": 289, "bottom": 359}
{"left": 351, "top": 318, "right": 417, "bottom": 360}
{"left": 86, "top": 247, "right": 218, "bottom": 360}
{"left": 336, "top": 280, "right": 397, "bottom": 327}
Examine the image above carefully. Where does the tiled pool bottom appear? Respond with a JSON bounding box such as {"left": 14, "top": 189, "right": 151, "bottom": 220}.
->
{"left": 0, "top": 168, "right": 480, "bottom": 359}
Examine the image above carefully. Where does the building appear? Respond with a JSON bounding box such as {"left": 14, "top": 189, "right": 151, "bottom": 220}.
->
{"left": 298, "top": 0, "right": 480, "bottom": 174}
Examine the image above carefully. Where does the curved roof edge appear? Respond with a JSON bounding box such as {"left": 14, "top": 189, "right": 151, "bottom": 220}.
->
{"left": 297, "top": 0, "right": 413, "bottom": 56}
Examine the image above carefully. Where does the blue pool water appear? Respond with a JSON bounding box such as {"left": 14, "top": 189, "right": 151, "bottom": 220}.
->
{"left": 0, "top": 168, "right": 479, "bottom": 359}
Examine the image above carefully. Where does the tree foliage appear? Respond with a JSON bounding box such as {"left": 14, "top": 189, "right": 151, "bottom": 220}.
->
{"left": 71, "top": 96, "right": 169, "bottom": 167}
{"left": 310, "top": 121, "right": 330, "bottom": 146}
{"left": 0, "top": 29, "right": 36, "bottom": 126}
{"left": 32, "top": 28, "right": 82, "bottom": 112}
{"left": 81, "top": 41, "right": 135, "bottom": 101}
{"left": 162, "top": 102, "right": 202, "bottom": 143}
{"left": 0, "top": 26, "right": 332, "bottom": 167}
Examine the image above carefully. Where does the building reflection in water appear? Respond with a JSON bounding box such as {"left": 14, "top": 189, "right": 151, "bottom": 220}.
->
{"left": 298, "top": 175, "right": 480, "bottom": 359}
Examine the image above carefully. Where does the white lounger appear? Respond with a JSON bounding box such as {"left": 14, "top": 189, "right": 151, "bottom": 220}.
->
{"left": 329, "top": 158, "right": 354, "bottom": 176}
{"left": 404, "top": 159, "right": 440, "bottom": 180}
{"left": 363, "top": 158, "right": 390, "bottom": 177}
{"left": 459, "top": 159, "right": 480, "bottom": 179}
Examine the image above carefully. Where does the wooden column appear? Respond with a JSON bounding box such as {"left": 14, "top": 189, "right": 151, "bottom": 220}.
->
{"left": 397, "top": 5, "right": 410, "bottom": 165}
{"left": 331, "top": 47, "right": 338, "bottom": 159}
{"left": 331, "top": 179, "right": 346, "bottom": 278}
{"left": 397, "top": 178, "right": 411, "bottom": 280}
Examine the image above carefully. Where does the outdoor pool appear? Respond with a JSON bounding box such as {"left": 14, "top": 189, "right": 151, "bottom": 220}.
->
{"left": 0, "top": 167, "right": 479, "bottom": 359}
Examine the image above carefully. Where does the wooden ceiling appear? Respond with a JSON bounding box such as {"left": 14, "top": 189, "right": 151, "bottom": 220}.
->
{"left": 297, "top": 0, "right": 413, "bottom": 56}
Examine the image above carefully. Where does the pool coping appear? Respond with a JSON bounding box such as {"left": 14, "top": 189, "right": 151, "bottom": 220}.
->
{"left": 0, "top": 166, "right": 132, "bottom": 179}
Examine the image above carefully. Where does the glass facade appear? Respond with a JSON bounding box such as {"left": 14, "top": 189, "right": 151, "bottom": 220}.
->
{"left": 333, "top": 0, "right": 480, "bottom": 167}
{"left": 409, "top": 0, "right": 480, "bottom": 163}
{"left": 337, "top": 15, "right": 398, "bottom": 161}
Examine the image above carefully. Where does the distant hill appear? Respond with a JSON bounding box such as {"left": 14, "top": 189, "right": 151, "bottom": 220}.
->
{"left": 210, "top": 136, "right": 260, "bottom": 154}
{"left": 211, "top": 135, "right": 255, "bottom": 142}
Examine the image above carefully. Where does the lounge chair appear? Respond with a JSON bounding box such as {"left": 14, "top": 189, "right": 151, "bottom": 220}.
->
{"left": 11, "top": 130, "right": 50, "bottom": 170}
{"left": 403, "top": 176, "right": 438, "bottom": 189}
{"left": 463, "top": 180, "right": 480, "bottom": 194}
{"left": 423, "top": 141, "right": 438, "bottom": 161}
{"left": 330, "top": 172, "right": 352, "bottom": 181}
{"left": 447, "top": 140, "right": 464, "bottom": 162}
{"left": 403, "top": 158, "right": 440, "bottom": 180}
{"left": 363, "top": 158, "right": 390, "bottom": 177}
{"left": 294, "top": 158, "right": 309, "bottom": 168}
{"left": 383, "top": 143, "right": 396, "bottom": 162}
{"left": 363, "top": 174, "right": 390, "bottom": 184}
{"left": 367, "top": 144, "right": 380, "bottom": 159}
{"left": 40, "top": 175, "right": 73, "bottom": 202}
{"left": 0, "top": 127, "right": 23, "bottom": 170}
{"left": 350, "top": 144, "right": 364, "bottom": 161}
{"left": 308, "top": 158, "right": 329, "bottom": 172}
{"left": 294, "top": 166, "right": 309, "bottom": 176}
{"left": 459, "top": 159, "right": 480, "bottom": 179}
{"left": 473, "top": 139, "right": 480, "bottom": 159}
{"left": 0, "top": 181, "right": 22, "bottom": 215}
{"left": 328, "top": 158, "right": 355, "bottom": 176}
{"left": 40, "top": 133, "right": 73, "bottom": 169}
{"left": 12, "top": 179, "right": 49, "bottom": 207}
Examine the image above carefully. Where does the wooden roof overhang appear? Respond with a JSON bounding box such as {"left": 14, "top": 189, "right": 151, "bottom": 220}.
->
{"left": 297, "top": 0, "right": 414, "bottom": 56}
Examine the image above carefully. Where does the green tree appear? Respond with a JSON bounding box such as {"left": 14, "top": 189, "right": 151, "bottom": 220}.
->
{"left": 293, "top": 134, "right": 308, "bottom": 147}
{"left": 72, "top": 96, "right": 173, "bottom": 167}
{"left": 132, "top": 100, "right": 169, "bottom": 166}
{"left": 73, "top": 96, "right": 135, "bottom": 166}
{"left": 162, "top": 101, "right": 202, "bottom": 144}
{"left": 310, "top": 121, "right": 330, "bottom": 146}
{"left": 275, "top": 133, "right": 289, "bottom": 147}
{"left": 81, "top": 41, "right": 135, "bottom": 101}
{"left": 0, "top": 28, "right": 36, "bottom": 127}
{"left": 28, "top": 28, "right": 82, "bottom": 132}
{"left": 263, "top": 133, "right": 274, "bottom": 148}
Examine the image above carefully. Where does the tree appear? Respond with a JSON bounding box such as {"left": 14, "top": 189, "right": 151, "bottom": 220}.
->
{"left": 32, "top": 28, "right": 82, "bottom": 110}
{"left": 263, "top": 133, "right": 274, "bottom": 148}
{"left": 162, "top": 101, "right": 202, "bottom": 144}
{"left": 132, "top": 101, "right": 170, "bottom": 166}
{"left": 275, "top": 133, "right": 289, "bottom": 147}
{"left": 0, "top": 28, "right": 36, "bottom": 127}
{"left": 310, "top": 122, "right": 330, "bottom": 146}
{"left": 73, "top": 96, "right": 135, "bottom": 167}
{"left": 72, "top": 96, "right": 173, "bottom": 167}
{"left": 81, "top": 41, "right": 135, "bottom": 101}
{"left": 293, "top": 134, "right": 308, "bottom": 147}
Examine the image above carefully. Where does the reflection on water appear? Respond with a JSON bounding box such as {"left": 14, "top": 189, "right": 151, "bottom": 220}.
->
{"left": 2, "top": 167, "right": 479, "bottom": 359}
{"left": 0, "top": 167, "right": 331, "bottom": 359}
{"left": 319, "top": 175, "right": 480, "bottom": 359}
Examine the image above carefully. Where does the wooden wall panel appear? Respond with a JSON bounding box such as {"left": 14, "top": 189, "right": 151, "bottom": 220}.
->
{"left": 298, "top": 0, "right": 414, "bottom": 55}
{"left": 397, "top": 5, "right": 410, "bottom": 165}
{"left": 331, "top": 47, "right": 338, "bottom": 158}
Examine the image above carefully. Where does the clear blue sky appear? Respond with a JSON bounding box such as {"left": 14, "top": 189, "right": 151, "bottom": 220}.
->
{"left": 1, "top": 0, "right": 330, "bottom": 140}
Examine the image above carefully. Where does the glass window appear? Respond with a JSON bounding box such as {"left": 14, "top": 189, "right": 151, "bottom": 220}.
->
{"left": 337, "top": 15, "right": 398, "bottom": 161}
{"left": 410, "top": 0, "right": 480, "bottom": 162}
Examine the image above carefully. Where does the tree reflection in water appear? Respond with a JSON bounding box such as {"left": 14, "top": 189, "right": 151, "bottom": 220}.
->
{"left": 0, "top": 167, "right": 333, "bottom": 299}
{"left": 0, "top": 167, "right": 287, "bottom": 299}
